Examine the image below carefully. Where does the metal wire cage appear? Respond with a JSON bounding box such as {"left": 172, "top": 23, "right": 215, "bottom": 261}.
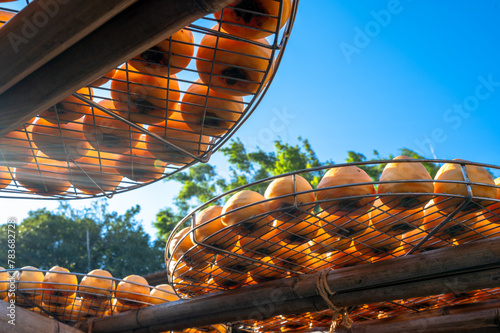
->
{"left": 165, "top": 159, "right": 500, "bottom": 330}
{"left": 0, "top": 0, "right": 298, "bottom": 200}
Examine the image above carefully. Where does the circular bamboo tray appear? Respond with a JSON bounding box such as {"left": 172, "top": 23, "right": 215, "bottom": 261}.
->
{"left": 0, "top": 0, "right": 297, "bottom": 200}
{"left": 165, "top": 159, "right": 500, "bottom": 330}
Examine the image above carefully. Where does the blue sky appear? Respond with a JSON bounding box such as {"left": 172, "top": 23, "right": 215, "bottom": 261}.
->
{"left": 2, "top": 0, "right": 500, "bottom": 238}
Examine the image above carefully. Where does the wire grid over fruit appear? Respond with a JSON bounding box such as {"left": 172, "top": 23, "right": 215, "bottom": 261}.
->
{"left": 239, "top": 287, "right": 500, "bottom": 332}
{"left": 165, "top": 159, "right": 500, "bottom": 328}
{"left": 0, "top": 267, "right": 192, "bottom": 326}
{"left": 0, "top": 0, "right": 297, "bottom": 200}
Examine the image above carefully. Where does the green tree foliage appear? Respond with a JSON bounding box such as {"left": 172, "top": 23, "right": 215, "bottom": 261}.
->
{"left": 0, "top": 201, "right": 163, "bottom": 278}
{"left": 155, "top": 138, "right": 440, "bottom": 242}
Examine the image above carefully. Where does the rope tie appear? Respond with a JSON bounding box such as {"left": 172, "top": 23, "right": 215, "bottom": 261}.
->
{"left": 315, "top": 269, "right": 352, "bottom": 333}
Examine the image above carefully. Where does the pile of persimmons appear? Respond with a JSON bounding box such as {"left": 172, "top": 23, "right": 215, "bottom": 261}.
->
{"left": 0, "top": 0, "right": 292, "bottom": 197}
{"left": 0, "top": 265, "right": 179, "bottom": 322}
{"left": 167, "top": 157, "right": 500, "bottom": 295}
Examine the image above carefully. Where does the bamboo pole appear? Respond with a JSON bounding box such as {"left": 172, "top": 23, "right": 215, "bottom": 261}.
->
{"left": 0, "top": 0, "right": 138, "bottom": 94}
{"left": 334, "top": 307, "right": 500, "bottom": 333}
{"left": 0, "top": 0, "right": 234, "bottom": 137}
{"left": 0, "top": 300, "right": 83, "bottom": 333}
{"left": 79, "top": 236, "right": 500, "bottom": 333}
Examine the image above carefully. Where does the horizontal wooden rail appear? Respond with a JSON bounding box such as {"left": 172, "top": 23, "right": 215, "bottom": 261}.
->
{"left": 0, "top": 300, "right": 83, "bottom": 333}
{"left": 0, "top": 0, "right": 138, "bottom": 94}
{"left": 0, "top": 0, "right": 234, "bottom": 137}
{"left": 79, "top": 236, "right": 500, "bottom": 333}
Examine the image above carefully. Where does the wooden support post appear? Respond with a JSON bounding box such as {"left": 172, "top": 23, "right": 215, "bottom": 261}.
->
{"left": 0, "top": 0, "right": 234, "bottom": 137}
{"left": 78, "top": 236, "right": 500, "bottom": 333}
{"left": 0, "top": 0, "right": 138, "bottom": 94}
{"left": 0, "top": 300, "right": 83, "bottom": 333}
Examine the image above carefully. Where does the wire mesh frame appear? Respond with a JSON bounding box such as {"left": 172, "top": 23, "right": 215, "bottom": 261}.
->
{"left": 0, "top": 0, "right": 298, "bottom": 200}
{"left": 165, "top": 159, "right": 500, "bottom": 328}
{"left": 0, "top": 267, "right": 181, "bottom": 324}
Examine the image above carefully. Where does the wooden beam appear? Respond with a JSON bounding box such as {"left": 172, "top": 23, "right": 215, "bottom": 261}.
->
{"left": 334, "top": 308, "right": 500, "bottom": 333}
{"left": 0, "top": 0, "right": 138, "bottom": 94}
{"left": 78, "top": 236, "right": 500, "bottom": 333}
{"left": 0, "top": 0, "right": 234, "bottom": 137}
{"left": 0, "top": 300, "right": 83, "bottom": 333}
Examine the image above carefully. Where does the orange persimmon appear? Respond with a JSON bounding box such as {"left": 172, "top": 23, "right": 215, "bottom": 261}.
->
{"left": 30, "top": 117, "right": 92, "bottom": 161}
{"left": 221, "top": 190, "right": 274, "bottom": 237}
{"left": 377, "top": 156, "right": 433, "bottom": 210}
{"left": 433, "top": 160, "right": 496, "bottom": 213}
{"left": 180, "top": 80, "right": 244, "bottom": 137}
{"left": 14, "top": 153, "right": 71, "bottom": 196}
{"left": 318, "top": 207, "right": 370, "bottom": 239}
{"left": 482, "top": 177, "right": 500, "bottom": 224}
{"left": 42, "top": 266, "right": 78, "bottom": 306}
{"left": 128, "top": 28, "right": 194, "bottom": 76}
{"left": 192, "top": 205, "right": 240, "bottom": 251}
{"left": 0, "top": 123, "right": 36, "bottom": 166}
{"left": 316, "top": 165, "right": 376, "bottom": 215}
{"left": 82, "top": 100, "right": 142, "bottom": 154}
{"left": 214, "top": 0, "right": 292, "bottom": 40}
{"left": 38, "top": 87, "right": 93, "bottom": 124}
{"left": 90, "top": 67, "right": 118, "bottom": 87}
{"left": 248, "top": 257, "right": 287, "bottom": 283}
{"left": 0, "top": 166, "right": 12, "bottom": 190}
{"left": 69, "top": 150, "right": 123, "bottom": 195}
{"left": 145, "top": 113, "right": 211, "bottom": 166}
{"left": 196, "top": 26, "right": 273, "bottom": 96}
{"left": 115, "top": 135, "right": 166, "bottom": 183}
{"left": 110, "top": 66, "right": 180, "bottom": 124}
{"left": 0, "top": 10, "right": 14, "bottom": 27}
{"left": 115, "top": 275, "right": 150, "bottom": 309}
{"left": 369, "top": 199, "right": 424, "bottom": 236}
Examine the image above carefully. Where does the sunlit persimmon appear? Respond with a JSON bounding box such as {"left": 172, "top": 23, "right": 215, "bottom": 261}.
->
{"left": 317, "top": 206, "right": 371, "bottom": 244}
{"left": 115, "top": 135, "right": 166, "bottom": 182}
{"left": 0, "top": 268, "right": 9, "bottom": 299}
{"left": 42, "top": 266, "right": 78, "bottom": 306}
{"left": 210, "top": 266, "right": 248, "bottom": 289}
{"left": 115, "top": 275, "right": 150, "bottom": 308}
{"left": 482, "top": 177, "right": 500, "bottom": 224}
{"left": 316, "top": 166, "right": 376, "bottom": 215}
{"left": 79, "top": 269, "right": 114, "bottom": 311}
{"left": 238, "top": 227, "right": 283, "bottom": 257}
{"left": 170, "top": 260, "right": 211, "bottom": 284}
{"left": 12, "top": 266, "right": 44, "bottom": 306}
{"left": 274, "top": 212, "right": 320, "bottom": 245}
{"left": 215, "top": 250, "right": 258, "bottom": 273}
{"left": 83, "top": 100, "right": 142, "bottom": 154}
{"left": 221, "top": 190, "right": 274, "bottom": 237}
{"left": 377, "top": 156, "right": 433, "bottom": 210}
{"left": 0, "top": 123, "right": 36, "bottom": 166}
{"left": 456, "top": 218, "right": 500, "bottom": 243}
{"left": 90, "top": 67, "right": 118, "bottom": 87}
{"left": 111, "top": 66, "right": 180, "bottom": 124}
{"left": 354, "top": 223, "right": 401, "bottom": 260}
{"left": 169, "top": 227, "right": 195, "bottom": 261}
{"left": 129, "top": 28, "right": 194, "bottom": 76}
{"left": 328, "top": 241, "right": 366, "bottom": 268}
{"left": 422, "top": 199, "right": 479, "bottom": 245}
{"left": 38, "top": 87, "right": 93, "bottom": 124}
{"left": 248, "top": 257, "right": 287, "bottom": 283}
{"left": 433, "top": 160, "right": 496, "bottom": 213}
{"left": 15, "top": 153, "right": 71, "bottom": 195}
{"left": 196, "top": 26, "right": 273, "bottom": 96}
{"left": 30, "top": 117, "right": 92, "bottom": 161}
{"left": 307, "top": 225, "right": 342, "bottom": 254}
{"left": 265, "top": 175, "right": 316, "bottom": 218}
{"left": 192, "top": 205, "right": 240, "bottom": 252}
{"left": 369, "top": 199, "right": 424, "bottom": 236}
{"left": 274, "top": 242, "right": 318, "bottom": 273}
{"left": 41, "top": 299, "right": 76, "bottom": 319}
{"left": 145, "top": 114, "right": 211, "bottom": 166}
{"left": 214, "top": 0, "right": 292, "bottom": 40}
{"left": 180, "top": 79, "right": 244, "bottom": 136}
{"left": 149, "top": 284, "right": 180, "bottom": 305}
{"left": 69, "top": 150, "right": 123, "bottom": 195}
{"left": 0, "top": 166, "right": 12, "bottom": 190}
